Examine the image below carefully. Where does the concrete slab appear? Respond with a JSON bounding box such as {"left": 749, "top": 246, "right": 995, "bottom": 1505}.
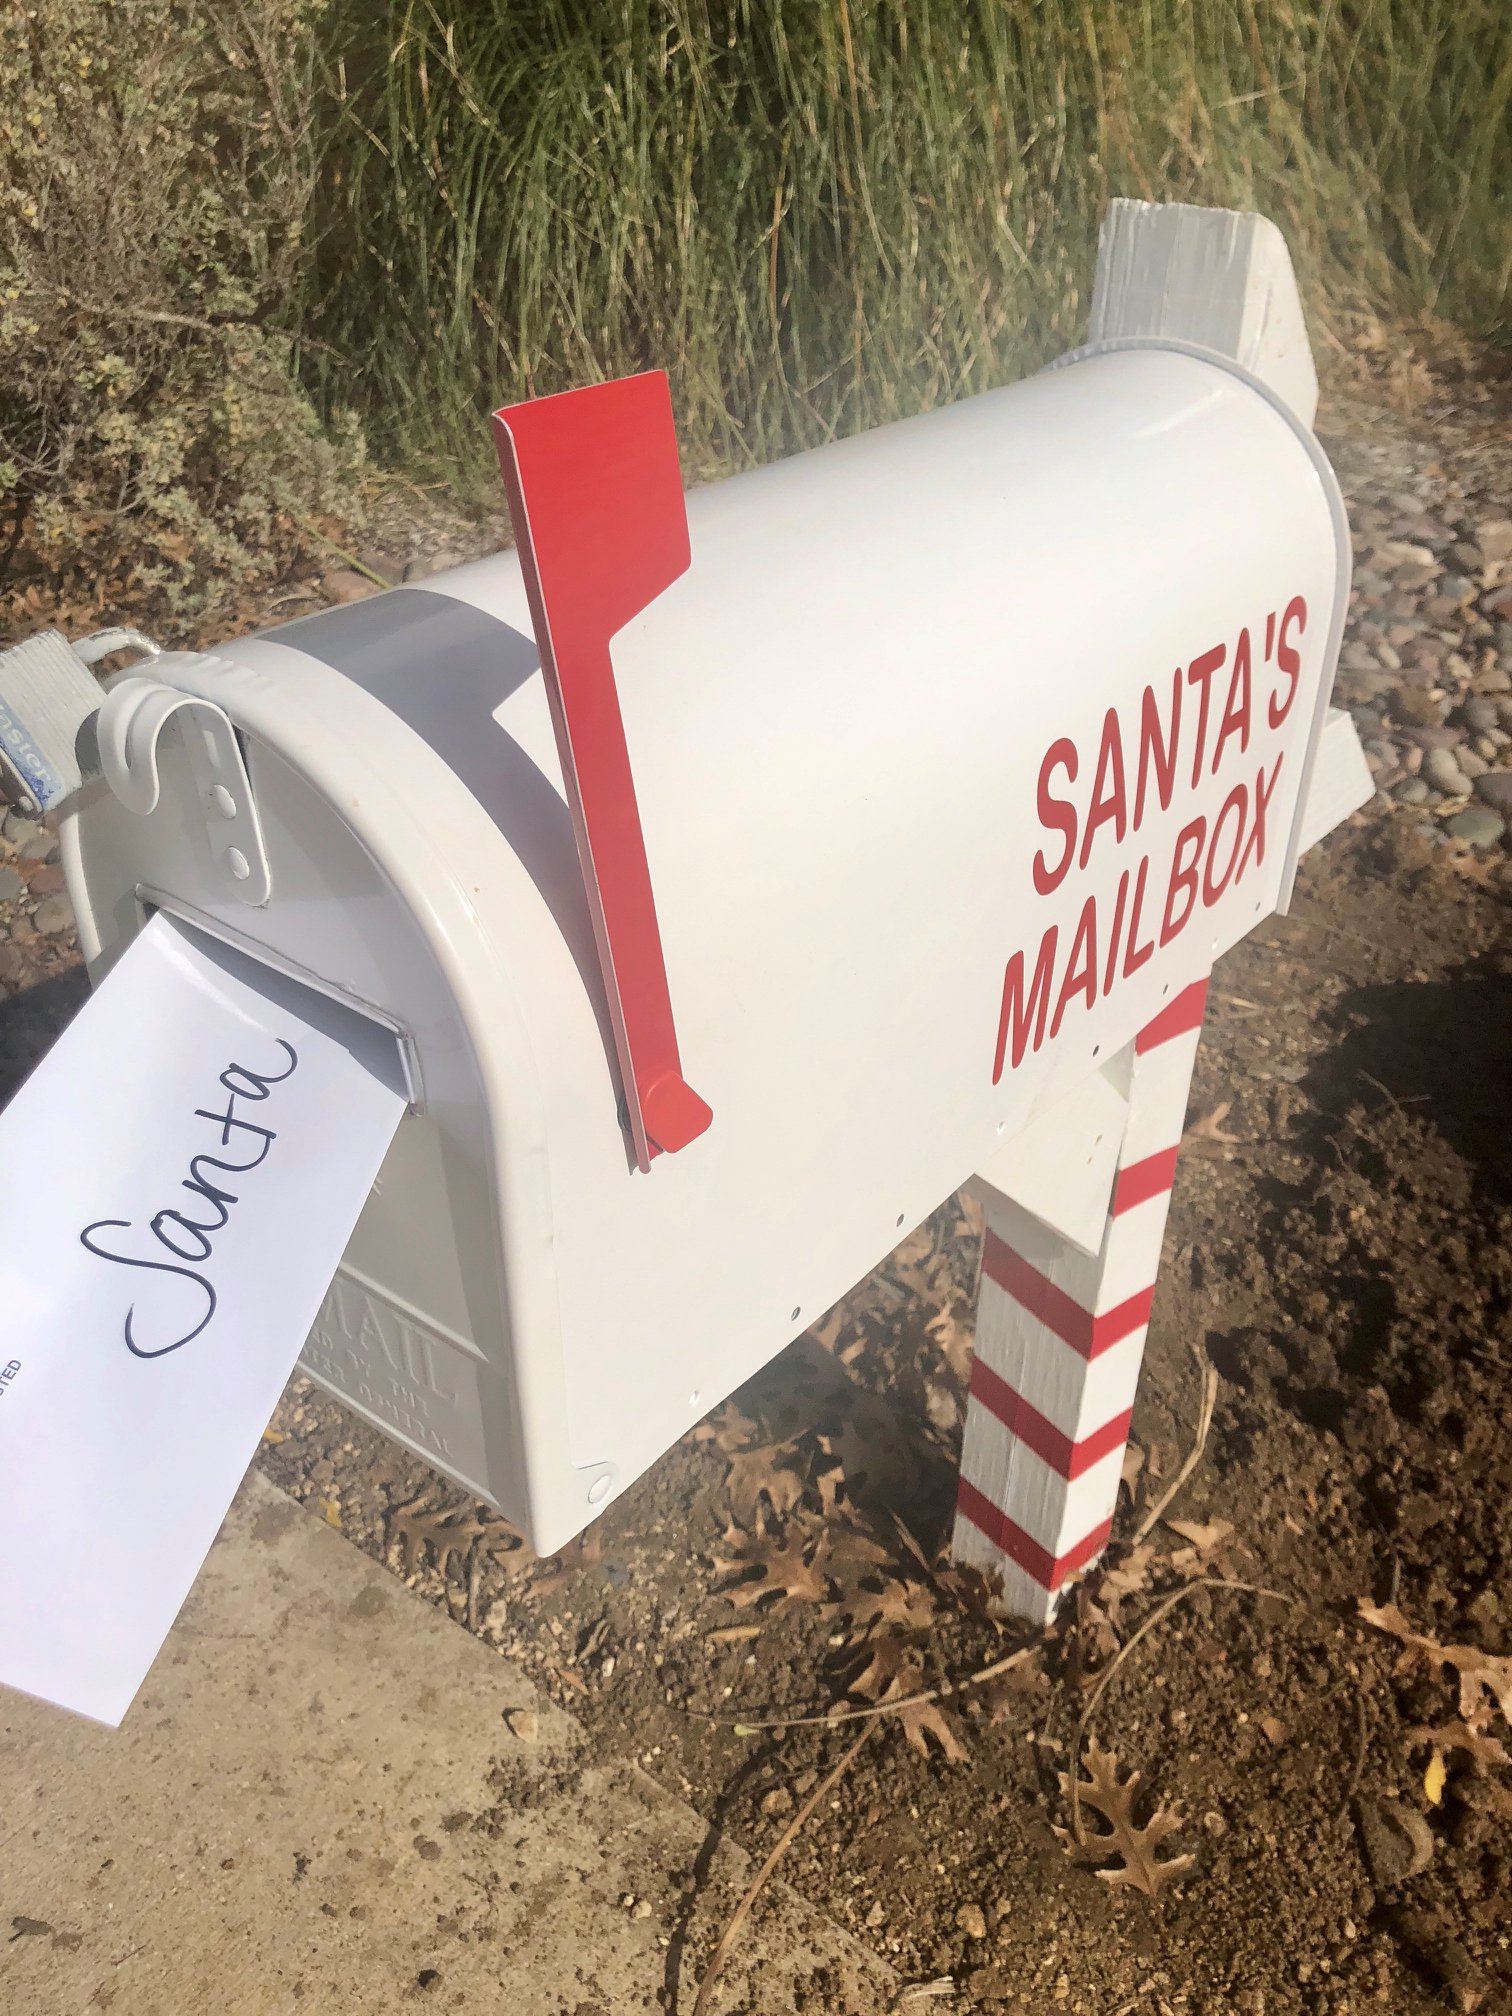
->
{"left": 0, "top": 1473, "right": 898, "bottom": 2016}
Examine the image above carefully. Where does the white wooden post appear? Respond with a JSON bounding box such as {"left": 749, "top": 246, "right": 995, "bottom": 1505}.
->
{"left": 952, "top": 977, "right": 1209, "bottom": 1620}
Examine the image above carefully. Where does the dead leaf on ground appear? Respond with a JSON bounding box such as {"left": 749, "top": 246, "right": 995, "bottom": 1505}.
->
{"left": 389, "top": 1498, "right": 486, "bottom": 1579}
{"left": 925, "top": 1297, "right": 974, "bottom": 1384}
{"left": 849, "top": 1575, "right": 940, "bottom": 1635}
{"left": 1407, "top": 1722, "right": 1512, "bottom": 1772}
{"left": 1165, "top": 1517, "right": 1234, "bottom": 1555}
{"left": 1185, "top": 1101, "right": 1244, "bottom": 1148}
{"left": 481, "top": 1524, "right": 544, "bottom": 1583}
{"left": 827, "top": 1524, "right": 896, "bottom": 1576}
{"left": 897, "top": 1693, "right": 970, "bottom": 1764}
{"left": 848, "top": 1635, "right": 912, "bottom": 1703}
{"left": 1056, "top": 1742, "right": 1195, "bottom": 1896}
{"left": 710, "top": 1404, "right": 762, "bottom": 1455}
{"left": 810, "top": 1308, "right": 849, "bottom": 1355}
{"left": 1359, "top": 1601, "right": 1512, "bottom": 1726}
{"left": 1071, "top": 1598, "right": 1122, "bottom": 1665}
{"left": 1097, "top": 1544, "right": 1156, "bottom": 1623}
{"left": 711, "top": 1517, "right": 834, "bottom": 1612}
{"left": 848, "top": 1638, "right": 969, "bottom": 1763}
{"left": 922, "top": 1380, "right": 960, "bottom": 1435}
{"left": 725, "top": 1441, "right": 808, "bottom": 1528}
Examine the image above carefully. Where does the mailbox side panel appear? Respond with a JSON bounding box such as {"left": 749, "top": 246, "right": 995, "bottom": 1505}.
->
{"left": 357, "top": 346, "right": 1348, "bottom": 1545}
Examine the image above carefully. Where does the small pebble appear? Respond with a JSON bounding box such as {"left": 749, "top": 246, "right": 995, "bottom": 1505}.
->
{"left": 1423, "top": 747, "right": 1471, "bottom": 797}
{"left": 955, "top": 1903, "right": 987, "bottom": 1941}
{"left": 322, "top": 568, "right": 380, "bottom": 605}
{"left": 1446, "top": 807, "right": 1506, "bottom": 850}
{"left": 1457, "top": 748, "right": 1490, "bottom": 780}
{"left": 1472, "top": 770, "right": 1512, "bottom": 814}
{"left": 0, "top": 866, "right": 23, "bottom": 902}
{"left": 1391, "top": 687, "right": 1448, "bottom": 728}
{"left": 33, "top": 894, "right": 74, "bottom": 936}
{"left": 1460, "top": 695, "right": 1500, "bottom": 733}
{"left": 1393, "top": 777, "right": 1430, "bottom": 805}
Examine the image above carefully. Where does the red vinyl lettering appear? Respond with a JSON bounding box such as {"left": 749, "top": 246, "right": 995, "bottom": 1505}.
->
{"left": 1237, "top": 753, "right": 1284, "bottom": 881}
{"left": 1186, "top": 645, "right": 1226, "bottom": 788}
{"left": 1078, "top": 710, "right": 1127, "bottom": 869}
{"left": 1135, "top": 670, "right": 1181, "bottom": 829}
{"left": 993, "top": 929, "right": 1058, "bottom": 1080}
{"left": 1269, "top": 595, "right": 1306, "bottom": 729}
{"left": 1212, "top": 627, "right": 1252, "bottom": 773}
{"left": 1203, "top": 783, "right": 1248, "bottom": 906}
{"left": 1122, "top": 856, "right": 1155, "bottom": 978}
{"left": 1051, "top": 896, "right": 1098, "bottom": 1038}
{"left": 1033, "top": 739, "right": 1079, "bottom": 896}
{"left": 1161, "top": 817, "right": 1205, "bottom": 946}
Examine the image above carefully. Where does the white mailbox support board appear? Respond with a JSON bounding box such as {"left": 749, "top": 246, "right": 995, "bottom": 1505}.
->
{"left": 0, "top": 200, "right": 1371, "bottom": 1692}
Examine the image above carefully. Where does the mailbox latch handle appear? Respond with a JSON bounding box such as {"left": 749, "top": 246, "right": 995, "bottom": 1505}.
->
{"left": 97, "top": 675, "right": 272, "bottom": 907}
{"left": 493, "top": 373, "right": 712, "bottom": 1172}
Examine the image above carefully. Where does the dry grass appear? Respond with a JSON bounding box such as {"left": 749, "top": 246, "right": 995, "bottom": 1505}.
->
{"left": 306, "top": 0, "right": 1512, "bottom": 486}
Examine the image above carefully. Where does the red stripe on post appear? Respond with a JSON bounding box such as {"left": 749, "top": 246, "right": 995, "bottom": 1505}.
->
{"left": 981, "top": 1232, "right": 1155, "bottom": 1359}
{"left": 955, "top": 1477, "right": 1115, "bottom": 1591}
{"left": 1112, "top": 1145, "right": 1181, "bottom": 1216}
{"left": 1135, "top": 977, "right": 1209, "bottom": 1053}
{"left": 968, "top": 1357, "right": 1134, "bottom": 1479}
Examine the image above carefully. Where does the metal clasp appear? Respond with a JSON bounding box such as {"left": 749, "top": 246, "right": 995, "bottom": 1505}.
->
{"left": 97, "top": 677, "right": 272, "bottom": 906}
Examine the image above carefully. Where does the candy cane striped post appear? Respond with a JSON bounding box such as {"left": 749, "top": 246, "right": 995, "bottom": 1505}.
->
{"left": 953, "top": 977, "right": 1210, "bottom": 1621}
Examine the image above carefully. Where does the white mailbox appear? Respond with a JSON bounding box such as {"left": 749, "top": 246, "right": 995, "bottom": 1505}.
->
{"left": 2, "top": 201, "right": 1372, "bottom": 1684}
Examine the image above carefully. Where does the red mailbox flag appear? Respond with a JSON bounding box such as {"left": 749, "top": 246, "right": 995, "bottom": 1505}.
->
{"left": 492, "top": 372, "right": 712, "bottom": 1173}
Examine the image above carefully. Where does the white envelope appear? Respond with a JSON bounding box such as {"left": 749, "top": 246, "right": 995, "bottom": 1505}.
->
{"left": 0, "top": 913, "right": 407, "bottom": 1725}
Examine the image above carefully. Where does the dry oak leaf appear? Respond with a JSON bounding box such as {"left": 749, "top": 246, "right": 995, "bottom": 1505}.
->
{"left": 389, "top": 1499, "right": 486, "bottom": 1580}
{"left": 1056, "top": 1742, "right": 1195, "bottom": 1897}
{"left": 711, "top": 1519, "right": 833, "bottom": 1612}
{"left": 725, "top": 1442, "right": 808, "bottom": 1529}
{"left": 710, "top": 1404, "right": 763, "bottom": 1455}
{"left": 847, "top": 1639, "right": 969, "bottom": 1763}
{"left": 1359, "top": 1601, "right": 1512, "bottom": 1726}
{"left": 484, "top": 1531, "right": 543, "bottom": 1582}
{"left": 827, "top": 1525, "right": 897, "bottom": 1576}
{"left": 850, "top": 1575, "right": 941, "bottom": 1635}
{"left": 847, "top": 1634, "right": 913, "bottom": 1704}
{"left": 888, "top": 1668, "right": 969, "bottom": 1765}
{"left": 897, "top": 1691, "right": 970, "bottom": 1766}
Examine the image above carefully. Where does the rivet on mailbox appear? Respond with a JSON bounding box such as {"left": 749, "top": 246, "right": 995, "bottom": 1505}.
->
{"left": 0, "top": 198, "right": 1373, "bottom": 1721}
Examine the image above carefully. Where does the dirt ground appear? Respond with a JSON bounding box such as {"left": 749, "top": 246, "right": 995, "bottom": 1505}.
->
{"left": 3, "top": 358, "right": 1510, "bottom": 2015}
